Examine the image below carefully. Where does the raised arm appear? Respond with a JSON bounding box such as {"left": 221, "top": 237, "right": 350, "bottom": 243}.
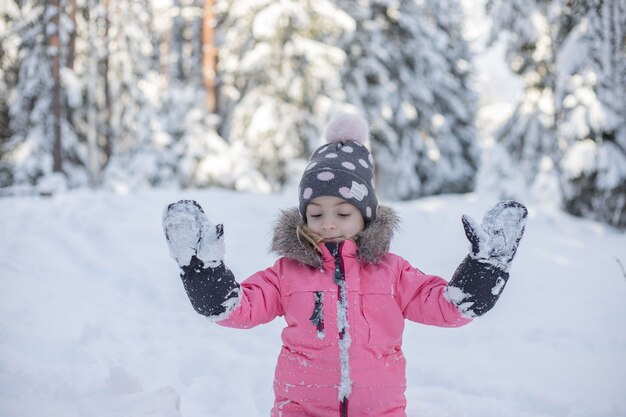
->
{"left": 162, "top": 200, "right": 284, "bottom": 327}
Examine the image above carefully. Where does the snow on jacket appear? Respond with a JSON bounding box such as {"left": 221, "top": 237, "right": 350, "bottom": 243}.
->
{"left": 218, "top": 206, "right": 472, "bottom": 417}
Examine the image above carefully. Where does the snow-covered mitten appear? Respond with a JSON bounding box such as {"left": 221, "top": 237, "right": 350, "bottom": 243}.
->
{"left": 445, "top": 200, "right": 528, "bottom": 317}
{"left": 162, "top": 200, "right": 240, "bottom": 319}
{"left": 162, "top": 199, "right": 224, "bottom": 268}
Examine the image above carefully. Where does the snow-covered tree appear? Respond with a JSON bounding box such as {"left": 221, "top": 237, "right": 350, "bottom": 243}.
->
{"left": 556, "top": 0, "right": 626, "bottom": 228}
{"left": 487, "top": 0, "right": 626, "bottom": 228}
{"left": 1, "top": 0, "right": 87, "bottom": 190}
{"left": 0, "top": 1, "right": 21, "bottom": 185}
{"left": 336, "top": 0, "right": 479, "bottom": 200}
{"left": 485, "top": 0, "right": 560, "bottom": 193}
{"left": 159, "top": 0, "right": 201, "bottom": 145}
{"left": 102, "top": 0, "right": 171, "bottom": 190}
{"left": 83, "top": 0, "right": 110, "bottom": 186}
{"left": 215, "top": 0, "right": 354, "bottom": 189}
{"left": 152, "top": 0, "right": 265, "bottom": 191}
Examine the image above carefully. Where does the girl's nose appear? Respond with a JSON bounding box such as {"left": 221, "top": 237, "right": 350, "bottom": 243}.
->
{"left": 321, "top": 218, "right": 336, "bottom": 231}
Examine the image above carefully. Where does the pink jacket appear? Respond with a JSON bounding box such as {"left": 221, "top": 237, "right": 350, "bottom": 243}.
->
{"left": 218, "top": 207, "right": 471, "bottom": 417}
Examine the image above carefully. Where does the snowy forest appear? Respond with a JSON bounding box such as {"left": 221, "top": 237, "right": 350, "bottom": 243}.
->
{"left": 0, "top": 0, "right": 625, "bottom": 229}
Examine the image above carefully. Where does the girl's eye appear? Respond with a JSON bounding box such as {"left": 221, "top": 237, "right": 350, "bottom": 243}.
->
{"left": 309, "top": 213, "right": 322, "bottom": 218}
{"left": 338, "top": 213, "right": 351, "bottom": 218}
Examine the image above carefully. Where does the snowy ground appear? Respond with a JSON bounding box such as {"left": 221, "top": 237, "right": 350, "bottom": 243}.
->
{"left": 1, "top": 188, "right": 625, "bottom": 417}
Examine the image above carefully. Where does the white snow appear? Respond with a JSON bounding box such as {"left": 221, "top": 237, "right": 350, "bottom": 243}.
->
{"left": 336, "top": 278, "right": 351, "bottom": 401}
{"left": 561, "top": 139, "right": 598, "bottom": 179}
{"left": 491, "top": 276, "right": 506, "bottom": 296}
{"left": 161, "top": 199, "right": 233, "bottom": 271}
{"left": 162, "top": 201, "right": 205, "bottom": 267}
{"left": 468, "top": 201, "right": 528, "bottom": 272}
{"left": 443, "top": 285, "right": 476, "bottom": 319}
{"left": 1, "top": 188, "right": 625, "bottom": 417}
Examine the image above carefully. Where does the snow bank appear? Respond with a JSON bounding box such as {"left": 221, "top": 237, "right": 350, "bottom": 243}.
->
{"left": 1, "top": 189, "right": 625, "bottom": 417}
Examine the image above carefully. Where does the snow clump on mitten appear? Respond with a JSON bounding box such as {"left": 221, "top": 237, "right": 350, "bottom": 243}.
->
{"left": 162, "top": 200, "right": 225, "bottom": 268}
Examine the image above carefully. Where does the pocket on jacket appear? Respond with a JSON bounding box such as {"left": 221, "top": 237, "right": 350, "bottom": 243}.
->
{"left": 358, "top": 280, "right": 404, "bottom": 347}
{"left": 282, "top": 279, "right": 336, "bottom": 349}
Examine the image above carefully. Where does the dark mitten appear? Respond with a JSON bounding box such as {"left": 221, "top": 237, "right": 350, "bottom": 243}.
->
{"left": 180, "top": 256, "right": 240, "bottom": 318}
{"left": 446, "top": 201, "right": 527, "bottom": 317}
{"left": 163, "top": 200, "right": 240, "bottom": 319}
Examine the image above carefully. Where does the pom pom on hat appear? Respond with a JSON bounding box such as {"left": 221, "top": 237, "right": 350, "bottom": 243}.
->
{"left": 325, "top": 113, "right": 369, "bottom": 145}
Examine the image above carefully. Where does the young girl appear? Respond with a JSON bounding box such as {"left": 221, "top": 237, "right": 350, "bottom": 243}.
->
{"left": 162, "top": 113, "right": 527, "bottom": 417}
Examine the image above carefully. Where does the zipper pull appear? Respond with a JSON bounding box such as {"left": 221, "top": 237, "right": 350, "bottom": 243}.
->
{"left": 309, "top": 291, "right": 325, "bottom": 338}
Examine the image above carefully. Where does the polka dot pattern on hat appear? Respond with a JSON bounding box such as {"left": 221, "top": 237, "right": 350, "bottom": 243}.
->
{"left": 299, "top": 113, "right": 378, "bottom": 225}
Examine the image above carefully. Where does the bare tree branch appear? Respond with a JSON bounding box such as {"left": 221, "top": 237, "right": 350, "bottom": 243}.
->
{"left": 616, "top": 258, "right": 626, "bottom": 281}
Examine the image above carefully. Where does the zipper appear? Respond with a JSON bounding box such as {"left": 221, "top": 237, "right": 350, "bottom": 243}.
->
{"left": 340, "top": 398, "right": 348, "bottom": 417}
{"left": 326, "top": 242, "right": 350, "bottom": 417}
{"left": 329, "top": 242, "right": 347, "bottom": 339}
{"left": 330, "top": 242, "right": 344, "bottom": 285}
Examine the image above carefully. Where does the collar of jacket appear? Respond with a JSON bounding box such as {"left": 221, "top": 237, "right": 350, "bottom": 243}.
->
{"left": 270, "top": 205, "right": 400, "bottom": 269}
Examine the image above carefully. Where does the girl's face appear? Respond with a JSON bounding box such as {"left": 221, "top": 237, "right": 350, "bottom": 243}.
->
{"left": 305, "top": 196, "right": 365, "bottom": 242}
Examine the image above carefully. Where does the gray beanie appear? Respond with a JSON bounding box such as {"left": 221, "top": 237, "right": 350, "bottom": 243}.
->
{"left": 299, "top": 113, "right": 378, "bottom": 224}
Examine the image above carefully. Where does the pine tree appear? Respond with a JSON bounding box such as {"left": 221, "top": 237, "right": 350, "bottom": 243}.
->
{"left": 485, "top": 0, "right": 560, "bottom": 194}
{"left": 1, "top": 0, "right": 87, "bottom": 191}
{"left": 215, "top": 0, "right": 353, "bottom": 189}
{"left": 557, "top": 0, "right": 626, "bottom": 228}
{"left": 154, "top": 0, "right": 256, "bottom": 190}
{"left": 0, "top": 1, "right": 21, "bottom": 185}
{"left": 82, "top": 0, "right": 109, "bottom": 186}
{"left": 160, "top": 0, "right": 196, "bottom": 145}
{"left": 337, "top": 0, "right": 480, "bottom": 200}
{"left": 487, "top": 0, "right": 626, "bottom": 228}
{"left": 102, "top": 0, "right": 168, "bottom": 190}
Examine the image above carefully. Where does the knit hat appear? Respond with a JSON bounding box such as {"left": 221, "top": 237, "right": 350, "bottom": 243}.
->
{"left": 299, "top": 113, "right": 378, "bottom": 224}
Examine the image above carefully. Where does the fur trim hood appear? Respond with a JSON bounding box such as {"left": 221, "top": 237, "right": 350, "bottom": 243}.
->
{"left": 270, "top": 205, "right": 400, "bottom": 269}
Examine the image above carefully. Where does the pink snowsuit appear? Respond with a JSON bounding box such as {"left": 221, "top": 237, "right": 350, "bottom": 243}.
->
{"left": 218, "top": 207, "right": 471, "bottom": 416}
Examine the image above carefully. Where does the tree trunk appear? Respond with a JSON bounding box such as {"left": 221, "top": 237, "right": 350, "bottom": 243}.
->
{"left": 87, "top": 0, "right": 100, "bottom": 186}
{"left": 202, "top": 0, "right": 217, "bottom": 113}
{"left": 170, "top": 0, "right": 185, "bottom": 82}
{"left": 49, "top": 0, "right": 63, "bottom": 173}
{"left": 65, "top": 0, "right": 77, "bottom": 137}
{"left": 102, "top": 0, "right": 113, "bottom": 165}
{"left": 67, "top": 0, "right": 77, "bottom": 69}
